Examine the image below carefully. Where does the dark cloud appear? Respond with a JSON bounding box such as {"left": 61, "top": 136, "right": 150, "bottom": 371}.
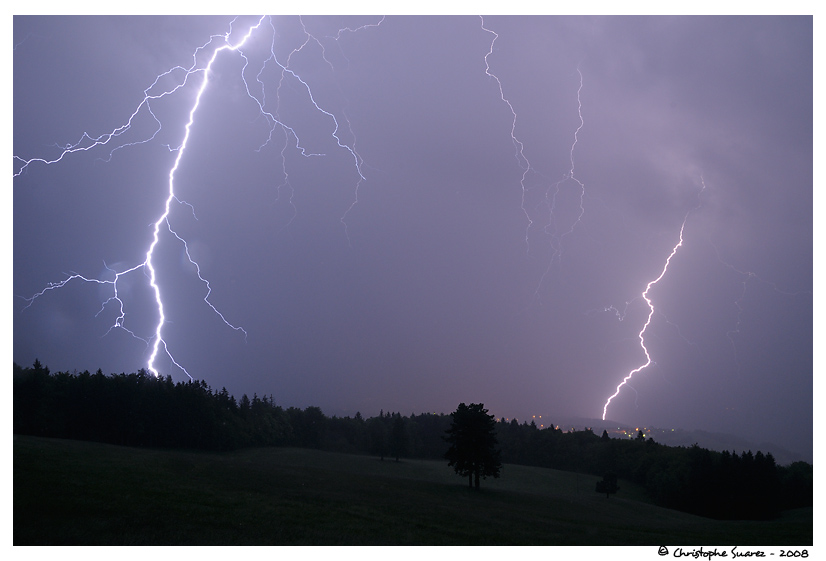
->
{"left": 13, "top": 15, "right": 812, "bottom": 461}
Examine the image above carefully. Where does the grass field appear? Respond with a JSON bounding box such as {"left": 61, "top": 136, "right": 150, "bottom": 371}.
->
{"left": 13, "top": 435, "right": 812, "bottom": 546}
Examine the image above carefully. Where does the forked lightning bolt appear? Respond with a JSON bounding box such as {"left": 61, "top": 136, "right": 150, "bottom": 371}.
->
{"left": 15, "top": 16, "right": 371, "bottom": 379}
{"left": 479, "top": 16, "right": 534, "bottom": 246}
{"left": 480, "top": 17, "right": 589, "bottom": 298}
{"left": 534, "top": 67, "right": 586, "bottom": 294}
{"left": 601, "top": 183, "right": 705, "bottom": 420}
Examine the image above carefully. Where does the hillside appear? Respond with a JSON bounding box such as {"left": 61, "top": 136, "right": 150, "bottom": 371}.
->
{"left": 554, "top": 416, "right": 808, "bottom": 465}
{"left": 13, "top": 435, "right": 812, "bottom": 546}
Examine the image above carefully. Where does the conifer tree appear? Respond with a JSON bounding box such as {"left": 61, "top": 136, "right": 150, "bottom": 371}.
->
{"left": 444, "top": 403, "right": 502, "bottom": 489}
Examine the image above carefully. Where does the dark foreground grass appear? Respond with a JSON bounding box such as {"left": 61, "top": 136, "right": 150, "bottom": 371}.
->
{"left": 14, "top": 435, "right": 811, "bottom": 545}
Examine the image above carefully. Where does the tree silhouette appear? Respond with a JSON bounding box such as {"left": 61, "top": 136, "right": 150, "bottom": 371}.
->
{"left": 595, "top": 472, "right": 619, "bottom": 498}
{"left": 444, "top": 403, "right": 502, "bottom": 489}
{"left": 390, "top": 413, "right": 408, "bottom": 462}
{"left": 367, "top": 412, "right": 389, "bottom": 460}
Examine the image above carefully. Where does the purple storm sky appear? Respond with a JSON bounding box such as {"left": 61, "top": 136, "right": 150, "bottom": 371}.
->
{"left": 12, "top": 14, "right": 813, "bottom": 461}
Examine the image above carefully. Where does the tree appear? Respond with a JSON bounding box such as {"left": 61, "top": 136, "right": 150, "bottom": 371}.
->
{"left": 595, "top": 472, "right": 619, "bottom": 498}
{"left": 444, "top": 403, "right": 502, "bottom": 489}
{"left": 390, "top": 413, "right": 408, "bottom": 462}
{"left": 367, "top": 414, "right": 389, "bottom": 460}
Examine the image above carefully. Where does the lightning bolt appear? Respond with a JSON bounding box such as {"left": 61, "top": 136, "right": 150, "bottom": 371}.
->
{"left": 599, "top": 175, "right": 811, "bottom": 421}
{"left": 533, "top": 66, "right": 586, "bottom": 294}
{"left": 711, "top": 244, "right": 812, "bottom": 377}
{"left": 601, "top": 181, "right": 706, "bottom": 420}
{"left": 141, "top": 17, "right": 275, "bottom": 377}
{"left": 480, "top": 17, "right": 590, "bottom": 301}
{"left": 270, "top": 17, "right": 368, "bottom": 244}
{"left": 479, "top": 16, "right": 534, "bottom": 248}
{"left": 15, "top": 15, "right": 372, "bottom": 379}
{"left": 310, "top": 15, "right": 387, "bottom": 72}
{"left": 294, "top": 15, "right": 385, "bottom": 240}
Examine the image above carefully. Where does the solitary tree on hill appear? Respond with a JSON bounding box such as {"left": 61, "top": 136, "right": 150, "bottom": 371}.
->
{"left": 596, "top": 472, "right": 619, "bottom": 498}
{"left": 444, "top": 402, "right": 502, "bottom": 489}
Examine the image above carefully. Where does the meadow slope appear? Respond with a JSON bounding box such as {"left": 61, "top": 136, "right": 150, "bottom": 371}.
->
{"left": 13, "top": 435, "right": 812, "bottom": 545}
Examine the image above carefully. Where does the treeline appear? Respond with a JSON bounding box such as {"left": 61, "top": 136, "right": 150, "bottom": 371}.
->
{"left": 12, "top": 361, "right": 448, "bottom": 455}
{"left": 494, "top": 421, "right": 812, "bottom": 519}
{"left": 14, "top": 361, "right": 812, "bottom": 520}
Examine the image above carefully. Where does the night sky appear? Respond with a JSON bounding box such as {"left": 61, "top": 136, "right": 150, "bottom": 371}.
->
{"left": 12, "top": 15, "right": 813, "bottom": 462}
